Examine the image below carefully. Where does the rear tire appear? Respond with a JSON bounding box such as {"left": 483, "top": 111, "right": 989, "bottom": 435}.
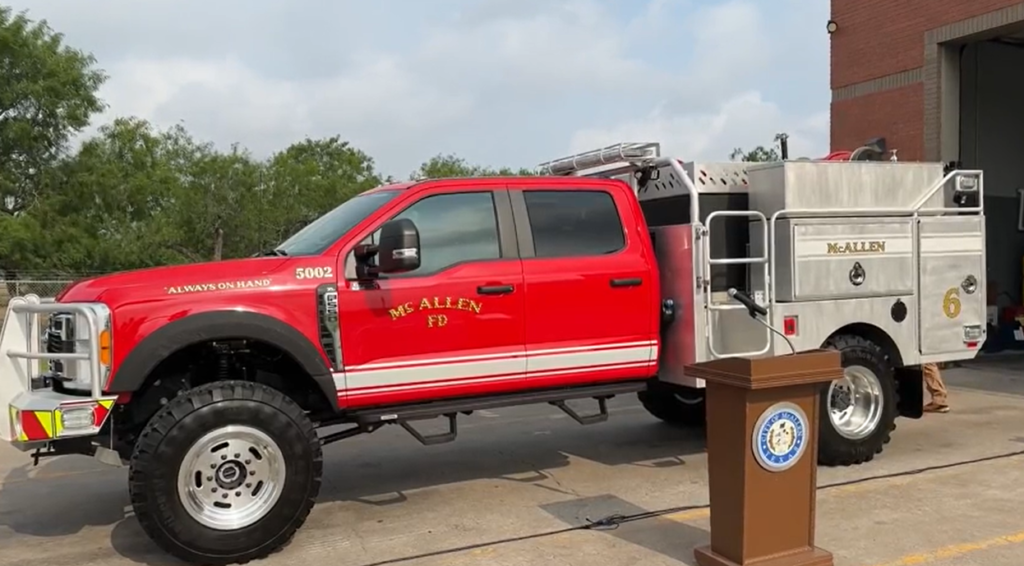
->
{"left": 638, "top": 383, "right": 706, "bottom": 427}
{"left": 818, "top": 335, "right": 899, "bottom": 466}
{"left": 129, "top": 380, "right": 323, "bottom": 565}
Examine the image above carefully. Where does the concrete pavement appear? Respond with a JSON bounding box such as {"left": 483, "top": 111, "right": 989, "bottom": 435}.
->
{"left": 0, "top": 356, "right": 1022, "bottom": 566}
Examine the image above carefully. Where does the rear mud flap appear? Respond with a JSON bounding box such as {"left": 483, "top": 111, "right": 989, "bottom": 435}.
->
{"left": 895, "top": 366, "right": 924, "bottom": 419}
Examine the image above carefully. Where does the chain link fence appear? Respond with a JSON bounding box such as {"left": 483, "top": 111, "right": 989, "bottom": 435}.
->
{"left": 1, "top": 280, "right": 75, "bottom": 303}
{"left": 0, "top": 273, "right": 106, "bottom": 310}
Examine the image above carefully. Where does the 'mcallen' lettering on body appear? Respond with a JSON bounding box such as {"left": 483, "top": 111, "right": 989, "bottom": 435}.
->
{"left": 389, "top": 296, "right": 483, "bottom": 322}
{"left": 826, "top": 241, "right": 886, "bottom": 255}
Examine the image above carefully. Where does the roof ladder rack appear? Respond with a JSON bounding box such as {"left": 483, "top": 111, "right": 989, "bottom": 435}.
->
{"left": 537, "top": 142, "right": 662, "bottom": 176}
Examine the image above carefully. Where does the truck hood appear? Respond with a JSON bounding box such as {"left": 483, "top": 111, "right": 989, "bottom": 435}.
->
{"left": 57, "top": 257, "right": 294, "bottom": 304}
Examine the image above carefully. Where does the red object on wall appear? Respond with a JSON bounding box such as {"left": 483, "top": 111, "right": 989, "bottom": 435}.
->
{"left": 1000, "top": 305, "right": 1024, "bottom": 325}
{"left": 822, "top": 151, "right": 852, "bottom": 161}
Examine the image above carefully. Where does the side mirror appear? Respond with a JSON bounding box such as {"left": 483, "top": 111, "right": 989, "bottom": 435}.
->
{"left": 377, "top": 218, "right": 420, "bottom": 273}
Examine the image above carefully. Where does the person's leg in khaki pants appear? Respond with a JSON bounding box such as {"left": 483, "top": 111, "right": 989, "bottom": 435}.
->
{"left": 923, "top": 362, "right": 949, "bottom": 413}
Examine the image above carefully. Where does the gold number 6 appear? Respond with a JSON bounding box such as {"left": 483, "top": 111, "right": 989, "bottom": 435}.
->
{"left": 942, "top": 287, "right": 961, "bottom": 319}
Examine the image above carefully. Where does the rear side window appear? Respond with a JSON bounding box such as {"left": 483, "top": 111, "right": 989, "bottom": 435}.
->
{"left": 523, "top": 190, "right": 626, "bottom": 258}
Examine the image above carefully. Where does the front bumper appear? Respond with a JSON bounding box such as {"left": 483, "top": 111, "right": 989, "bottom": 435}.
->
{"left": 8, "top": 391, "right": 116, "bottom": 448}
{"left": 1, "top": 294, "right": 117, "bottom": 450}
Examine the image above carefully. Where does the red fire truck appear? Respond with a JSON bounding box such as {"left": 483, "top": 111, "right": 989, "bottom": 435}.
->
{"left": 0, "top": 139, "right": 986, "bottom": 564}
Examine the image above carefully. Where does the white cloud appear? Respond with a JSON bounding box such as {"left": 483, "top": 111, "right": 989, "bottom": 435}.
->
{"left": 560, "top": 0, "right": 831, "bottom": 164}
{"left": 687, "top": 1, "right": 774, "bottom": 91}
{"left": 95, "top": 55, "right": 476, "bottom": 158}
{"left": 568, "top": 91, "right": 830, "bottom": 162}
{"left": 419, "top": 0, "right": 673, "bottom": 95}
{"left": 11, "top": 0, "right": 830, "bottom": 177}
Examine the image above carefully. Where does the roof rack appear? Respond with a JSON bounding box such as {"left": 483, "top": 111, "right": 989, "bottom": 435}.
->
{"left": 537, "top": 142, "right": 661, "bottom": 176}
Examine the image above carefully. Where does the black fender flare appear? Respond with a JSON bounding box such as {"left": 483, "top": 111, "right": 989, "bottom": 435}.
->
{"left": 109, "top": 310, "right": 337, "bottom": 410}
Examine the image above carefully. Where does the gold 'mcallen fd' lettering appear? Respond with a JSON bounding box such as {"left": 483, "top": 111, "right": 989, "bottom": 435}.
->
{"left": 826, "top": 241, "right": 886, "bottom": 255}
{"left": 389, "top": 296, "right": 483, "bottom": 321}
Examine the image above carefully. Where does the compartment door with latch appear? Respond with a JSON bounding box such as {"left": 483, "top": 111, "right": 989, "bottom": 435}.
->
{"left": 917, "top": 216, "right": 986, "bottom": 356}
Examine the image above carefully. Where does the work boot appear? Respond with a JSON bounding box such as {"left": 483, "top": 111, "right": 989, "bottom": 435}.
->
{"left": 924, "top": 402, "right": 950, "bottom": 413}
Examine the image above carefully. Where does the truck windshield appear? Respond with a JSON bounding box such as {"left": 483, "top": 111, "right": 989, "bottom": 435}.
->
{"left": 275, "top": 190, "right": 401, "bottom": 256}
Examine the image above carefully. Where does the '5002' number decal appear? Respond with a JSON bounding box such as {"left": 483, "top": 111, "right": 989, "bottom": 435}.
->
{"left": 295, "top": 266, "right": 334, "bottom": 280}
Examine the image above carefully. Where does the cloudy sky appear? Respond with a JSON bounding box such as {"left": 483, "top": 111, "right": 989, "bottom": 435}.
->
{"left": 11, "top": 0, "right": 831, "bottom": 180}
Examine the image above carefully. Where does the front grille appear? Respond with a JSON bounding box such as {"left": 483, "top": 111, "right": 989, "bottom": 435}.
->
{"left": 45, "top": 313, "right": 75, "bottom": 375}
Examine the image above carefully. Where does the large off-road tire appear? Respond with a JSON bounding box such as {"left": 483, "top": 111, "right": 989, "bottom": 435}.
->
{"left": 638, "top": 383, "right": 707, "bottom": 427}
{"left": 818, "top": 334, "right": 899, "bottom": 467}
{"left": 129, "top": 380, "right": 323, "bottom": 565}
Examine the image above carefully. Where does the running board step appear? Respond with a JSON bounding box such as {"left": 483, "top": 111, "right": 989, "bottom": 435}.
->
{"left": 343, "top": 380, "right": 647, "bottom": 446}
{"left": 549, "top": 398, "right": 609, "bottom": 425}
{"left": 399, "top": 414, "right": 458, "bottom": 446}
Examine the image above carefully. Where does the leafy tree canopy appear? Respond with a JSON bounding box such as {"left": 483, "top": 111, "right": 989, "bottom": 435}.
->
{"left": 730, "top": 133, "right": 789, "bottom": 163}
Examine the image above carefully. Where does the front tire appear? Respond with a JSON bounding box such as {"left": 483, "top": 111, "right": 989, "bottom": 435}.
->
{"left": 818, "top": 335, "right": 899, "bottom": 466}
{"left": 129, "top": 380, "right": 323, "bottom": 565}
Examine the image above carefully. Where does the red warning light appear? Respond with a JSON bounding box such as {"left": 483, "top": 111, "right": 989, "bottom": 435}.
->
{"left": 783, "top": 316, "right": 798, "bottom": 336}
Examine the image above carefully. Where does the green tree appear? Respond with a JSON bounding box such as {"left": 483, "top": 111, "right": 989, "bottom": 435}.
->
{"left": 167, "top": 137, "right": 264, "bottom": 262}
{"left": 32, "top": 126, "right": 390, "bottom": 269}
{"left": 0, "top": 3, "right": 108, "bottom": 286}
{"left": 0, "top": 7, "right": 574, "bottom": 280}
{"left": 260, "top": 136, "right": 385, "bottom": 248}
{"left": 31, "top": 117, "right": 193, "bottom": 272}
{"left": 411, "top": 153, "right": 537, "bottom": 180}
{"left": 0, "top": 6, "right": 108, "bottom": 284}
{"left": 730, "top": 133, "right": 789, "bottom": 163}
{"left": 0, "top": 6, "right": 107, "bottom": 215}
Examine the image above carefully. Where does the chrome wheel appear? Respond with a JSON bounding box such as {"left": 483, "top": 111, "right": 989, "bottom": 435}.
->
{"left": 674, "top": 392, "right": 704, "bottom": 405}
{"left": 176, "top": 425, "right": 287, "bottom": 531}
{"left": 827, "top": 365, "right": 884, "bottom": 440}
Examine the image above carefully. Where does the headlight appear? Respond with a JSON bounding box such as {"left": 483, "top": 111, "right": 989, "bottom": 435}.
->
{"left": 60, "top": 407, "right": 96, "bottom": 431}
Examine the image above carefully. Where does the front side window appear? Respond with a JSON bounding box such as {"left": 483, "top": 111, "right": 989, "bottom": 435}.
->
{"left": 523, "top": 190, "right": 625, "bottom": 258}
{"left": 381, "top": 191, "right": 501, "bottom": 276}
{"left": 277, "top": 190, "right": 401, "bottom": 256}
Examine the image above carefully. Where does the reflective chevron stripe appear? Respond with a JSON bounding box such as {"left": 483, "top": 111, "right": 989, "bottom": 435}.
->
{"left": 14, "top": 410, "right": 52, "bottom": 442}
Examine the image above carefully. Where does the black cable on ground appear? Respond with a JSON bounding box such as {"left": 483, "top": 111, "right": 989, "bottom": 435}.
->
{"left": 357, "top": 448, "right": 1024, "bottom": 566}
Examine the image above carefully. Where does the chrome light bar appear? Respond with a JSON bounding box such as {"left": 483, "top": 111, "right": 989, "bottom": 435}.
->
{"left": 538, "top": 142, "right": 661, "bottom": 176}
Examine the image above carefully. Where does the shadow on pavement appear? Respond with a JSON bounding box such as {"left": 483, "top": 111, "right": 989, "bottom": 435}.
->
{"left": 946, "top": 353, "right": 1024, "bottom": 397}
{"left": 0, "top": 400, "right": 706, "bottom": 565}
{"left": 308, "top": 413, "right": 707, "bottom": 566}
{"left": 316, "top": 407, "right": 705, "bottom": 504}
{"left": 0, "top": 463, "right": 129, "bottom": 537}
{"left": 541, "top": 494, "right": 705, "bottom": 566}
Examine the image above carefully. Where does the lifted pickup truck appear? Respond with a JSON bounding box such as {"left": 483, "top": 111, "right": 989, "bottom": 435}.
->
{"left": 0, "top": 142, "right": 986, "bottom": 564}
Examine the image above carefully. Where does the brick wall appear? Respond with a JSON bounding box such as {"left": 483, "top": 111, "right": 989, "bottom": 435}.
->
{"left": 830, "top": 0, "right": 1023, "bottom": 89}
{"left": 830, "top": 84, "right": 924, "bottom": 158}
{"left": 830, "top": 1, "right": 1024, "bottom": 156}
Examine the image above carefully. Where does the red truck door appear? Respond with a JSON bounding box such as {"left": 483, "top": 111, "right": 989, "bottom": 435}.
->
{"left": 336, "top": 187, "right": 526, "bottom": 407}
{"left": 509, "top": 184, "right": 657, "bottom": 388}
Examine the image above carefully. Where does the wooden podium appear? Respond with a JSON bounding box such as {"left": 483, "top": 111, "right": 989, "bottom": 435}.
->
{"left": 685, "top": 349, "right": 843, "bottom": 566}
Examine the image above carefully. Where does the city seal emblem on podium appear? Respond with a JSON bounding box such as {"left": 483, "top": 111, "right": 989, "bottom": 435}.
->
{"left": 752, "top": 401, "right": 809, "bottom": 472}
